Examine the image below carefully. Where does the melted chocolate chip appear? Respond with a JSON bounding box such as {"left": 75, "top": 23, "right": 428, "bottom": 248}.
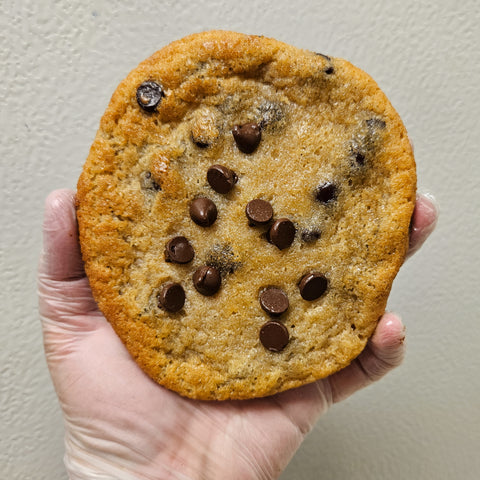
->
{"left": 165, "top": 236, "right": 194, "bottom": 264}
{"left": 260, "top": 321, "right": 289, "bottom": 352}
{"left": 324, "top": 66, "right": 334, "bottom": 75}
{"left": 207, "top": 165, "right": 238, "bottom": 194}
{"left": 193, "top": 265, "right": 221, "bottom": 296}
{"left": 189, "top": 198, "right": 217, "bottom": 227}
{"left": 193, "top": 138, "right": 210, "bottom": 148}
{"left": 315, "top": 182, "right": 337, "bottom": 203}
{"left": 246, "top": 199, "right": 273, "bottom": 225}
{"left": 140, "top": 171, "right": 161, "bottom": 191}
{"left": 301, "top": 228, "right": 321, "bottom": 243}
{"left": 353, "top": 151, "right": 366, "bottom": 166}
{"left": 258, "top": 102, "right": 285, "bottom": 129}
{"left": 299, "top": 273, "right": 328, "bottom": 301}
{"left": 136, "top": 81, "right": 164, "bottom": 112}
{"left": 259, "top": 287, "right": 289, "bottom": 316}
{"left": 349, "top": 118, "right": 386, "bottom": 168}
{"left": 268, "top": 218, "right": 296, "bottom": 250}
{"left": 232, "top": 123, "right": 261, "bottom": 154}
{"left": 206, "top": 244, "right": 241, "bottom": 275}
{"left": 158, "top": 282, "right": 185, "bottom": 312}
{"left": 366, "top": 118, "right": 386, "bottom": 130}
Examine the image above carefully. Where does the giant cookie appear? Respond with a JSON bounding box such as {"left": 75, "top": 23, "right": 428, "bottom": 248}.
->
{"left": 77, "top": 31, "right": 416, "bottom": 400}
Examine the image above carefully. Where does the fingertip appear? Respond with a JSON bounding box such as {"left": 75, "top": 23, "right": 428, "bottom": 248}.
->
{"left": 40, "top": 189, "right": 84, "bottom": 281}
{"left": 44, "top": 189, "right": 76, "bottom": 219}
{"left": 414, "top": 193, "right": 439, "bottom": 230}
{"left": 370, "top": 312, "right": 406, "bottom": 356}
{"left": 43, "top": 189, "right": 78, "bottom": 248}
{"left": 407, "top": 193, "right": 439, "bottom": 259}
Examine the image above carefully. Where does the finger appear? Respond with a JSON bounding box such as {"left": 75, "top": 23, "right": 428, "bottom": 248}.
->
{"left": 357, "top": 312, "right": 406, "bottom": 381}
{"left": 268, "top": 376, "right": 332, "bottom": 436}
{"left": 38, "top": 189, "right": 99, "bottom": 322}
{"left": 407, "top": 193, "right": 438, "bottom": 259}
{"left": 328, "top": 312, "right": 406, "bottom": 403}
{"left": 39, "top": 189, "right": 85, "bottom": 281}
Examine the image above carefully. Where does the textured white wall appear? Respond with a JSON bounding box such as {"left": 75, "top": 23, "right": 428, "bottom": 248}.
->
{"left": 1, "top": 0, "right": 479, "bottom": 479}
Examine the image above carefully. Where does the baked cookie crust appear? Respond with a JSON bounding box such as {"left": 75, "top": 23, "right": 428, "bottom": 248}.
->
{"left": 77, "top": 31, "right": 416, "bottom": 400}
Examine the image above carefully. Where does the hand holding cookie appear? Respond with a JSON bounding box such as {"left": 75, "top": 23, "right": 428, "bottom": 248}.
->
{"left": 39, "top": 189, "right": 436, "bottom": 479}
{"left": 39, "top": 29, "right": 437, "bottom": 478}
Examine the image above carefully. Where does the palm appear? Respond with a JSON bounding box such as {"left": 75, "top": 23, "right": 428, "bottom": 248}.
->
{"left": 39, "top": 189, "right": 436, "bottom": 479}
{"left": 42, "top": 272, "right": 330, "bottom": 479}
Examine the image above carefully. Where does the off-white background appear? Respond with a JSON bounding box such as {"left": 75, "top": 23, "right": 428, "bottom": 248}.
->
{"left": 1, "top": 0, "right": 479, "bottom": 479}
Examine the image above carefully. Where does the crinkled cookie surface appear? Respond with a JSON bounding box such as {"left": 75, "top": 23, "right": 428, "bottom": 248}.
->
{"left": 77, "top": 30, "right": 416, "bottom": 400}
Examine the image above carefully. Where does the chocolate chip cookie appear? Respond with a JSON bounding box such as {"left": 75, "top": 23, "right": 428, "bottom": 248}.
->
{"left": 76, "top": 31, "right": 416, "bottom": 400}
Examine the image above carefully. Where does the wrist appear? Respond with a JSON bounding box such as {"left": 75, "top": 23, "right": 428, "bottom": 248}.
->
{"left": 64, "top": 431, "right": 192, "bottom": 480}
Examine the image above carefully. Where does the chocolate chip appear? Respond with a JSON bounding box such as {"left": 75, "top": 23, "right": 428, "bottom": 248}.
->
{"left": 207, "top": 165, "right": 238, "bottom": 194}
{"left": 136, "top": 81, "right": 164, "bottom": 112}
{"left": 140, "top": 171, "right": 161, "bottom": 191}
{"left": 268, "top": 218, "right": 296, "bottom": 250}
{"left": 158, "top": 282, "right": 185, "bottom": 312}
{"left": 189, "top": 197, "right": 217, "bottom": 227}
{"left": 349, "top": 119, "right": 385, "bottom": 168}
{"left": 259, "top": 287, "right": 289, "bottom": 316}
{"left": 246, "top": 199, "right": 273, "bottom": 225}
{"left": 315, "top": 52, "right": 331, "bottom": 61}
{"left": 193, "top": 138, "right": 209, "bottom": 148}
{"left": 258, "top": 101, "right": 285, "bottom": 129}
{"left": 165, "top": 236, "right": 194, "bottom": 264}
{"left": 301, "top": 228, "right": 321, "bottom": 243}
{"left": 314, "top": 53, "right": 334, "bottom": 74}
{"left": 260, "top": 321, "right": 289, "bottom": 352}
{"left": 315, "top": 182, "right": 337, "bottom": 204}
{"left": 366, "top": 118, "right": 386, "bottom": 130}
{"left": 232, "top": 123, "right": 261, "bottom": 154}
{"left": 299, "top": 273, "right": 328, "bottom": 301}
{"left": 193, "top": 265, "right": 221, "bottom": 296}
{"left": 353, "top": 151, "right": 366, "bottom": 166}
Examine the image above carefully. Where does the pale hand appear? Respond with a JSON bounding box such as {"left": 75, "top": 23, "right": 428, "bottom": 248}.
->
{"left": 39, "top": 189, "right": 437, "bottom": 480}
